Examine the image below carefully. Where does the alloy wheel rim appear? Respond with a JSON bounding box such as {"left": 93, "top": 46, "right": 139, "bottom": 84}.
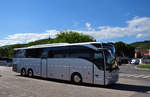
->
{"left": 74, "top": 75, "right": 81, "bottom": 83}
{"left": 29, "top": 71, "right": 32, "bottom": 77}
{"left": 22, "top": 70, "right": 25, "bottom": 75}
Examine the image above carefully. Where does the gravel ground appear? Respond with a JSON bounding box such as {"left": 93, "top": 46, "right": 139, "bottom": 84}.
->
{"left": 0, "top": 66, "right": 150, "bottom": 97}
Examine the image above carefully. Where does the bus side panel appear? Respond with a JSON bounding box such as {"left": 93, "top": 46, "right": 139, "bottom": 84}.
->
{"left": 47, "top": 58, "right": 70, "bottom": 80}
{"left": 21, "top": 58, "right": 41, "bottom": 76}
{"left": 13, "top": 58, "right": 23, "bottom": 73}
{"left": 47, "top": 58, "right": 93, "bottom": 83}
{"left": 69, "top": 58, "right": 93, "bottom": 84}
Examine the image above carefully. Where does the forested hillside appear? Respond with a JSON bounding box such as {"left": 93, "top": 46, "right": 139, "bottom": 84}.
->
{"left": 130, "top": 40, "right": 150, "bottom": 49}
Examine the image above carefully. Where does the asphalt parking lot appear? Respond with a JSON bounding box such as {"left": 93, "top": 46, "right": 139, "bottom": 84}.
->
{"left": 0, "top": 65, "right": 150, "bottom": 97}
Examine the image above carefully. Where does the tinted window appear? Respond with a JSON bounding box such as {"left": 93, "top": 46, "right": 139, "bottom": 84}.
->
{"left": 103, "top": 43, "right": 115, "bottom": 56}
{"left": 47, "top": 45, "right": 93, "bottom": 58}
{"left": 94, "top": 53, "right": 103, "bottom": 59}
{"left": 26, "top": 48, "right": 43, "bottom": 58}
{"left": 69, "top": 53, "right": 92, "bottom": 59}
{"left": 14, "top": 49, "right": 25, "bottom": 58}
{"left": 68, "top": 45, "right": 93, "bottom": 59}
{"left": 69, "top": 45, "right": 93, "bottom": 53}
{"left": 40, "top": 47, "right": 52, "bottom": 58}
{"left": 91, "top": 43, "right": 102, "bottom": 48}
{"left": 48, "top": 46, "right": 68, "bottom": 58}
{"left": 53, "top": 54, "right": 66, "bottom": 58}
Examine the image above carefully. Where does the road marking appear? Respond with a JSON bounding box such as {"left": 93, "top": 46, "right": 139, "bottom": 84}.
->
{"left": 142, "top": 76, "right": 150, "bottom": 79}
{"left": 134, "top": 75, "right": 145, "bottom": 78}
{"left": 127, "top": 75, "right": 138, "bottom": 77}
{"left": 120, "top": 73, "right": 150, "bottom": 79}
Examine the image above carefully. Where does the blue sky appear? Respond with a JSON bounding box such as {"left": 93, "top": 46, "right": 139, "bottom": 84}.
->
{"left": 0, "top": 0, "right": 150, "bottom": 46}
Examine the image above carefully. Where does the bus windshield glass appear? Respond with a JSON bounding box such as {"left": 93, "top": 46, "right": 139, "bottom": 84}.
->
{"left": 93, "top": 50, "right": 117, "bottom": 71}
{"left": 102, "top": 44, "right": 115, "bottom": 57}
{"left": 105, "top": 50, "right": 117, "bottom": 71}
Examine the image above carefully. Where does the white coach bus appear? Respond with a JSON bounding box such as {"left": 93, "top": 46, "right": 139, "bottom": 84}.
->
{"left": 12, "top": 42, "right": 119, "bottom": 85}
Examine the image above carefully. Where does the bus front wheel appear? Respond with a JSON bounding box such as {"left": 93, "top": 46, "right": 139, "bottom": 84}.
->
{"left": 71, "top": 73, "right": 82, "bottom": 84}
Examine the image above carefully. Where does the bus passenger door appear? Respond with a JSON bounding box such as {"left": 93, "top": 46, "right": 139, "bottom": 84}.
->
{"left": 93, "top": 52, "right": 105, "bottom": 85}
{"left": 41, "top": 58, "right": 47, "bottom": 78}
{"left": 94, "top": 65, "right": 104, "bottom": 85}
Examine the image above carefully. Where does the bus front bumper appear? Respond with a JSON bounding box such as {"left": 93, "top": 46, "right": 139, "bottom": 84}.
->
{"left": 105, "top": 71, "right": 119, "bottom": 85}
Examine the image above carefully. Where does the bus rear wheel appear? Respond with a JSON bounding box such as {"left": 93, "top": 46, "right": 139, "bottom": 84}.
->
{"left": 71, "top": 73, "right": 82, "bottom": 84}
{"left": 28, "top": 69, "right": 33, "bottom": 78}
{"left": 21, "top": 68, "right": 26, "bottom": 76}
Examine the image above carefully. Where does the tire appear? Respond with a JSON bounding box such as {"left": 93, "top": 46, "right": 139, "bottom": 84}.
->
{"left": 21, "top": 68, "right": 26, "bottom": 76}
{"left": 71, "top": 73, "right": 82, "bottom": 84}
{"left": 28, "top": 69, "right": 33, "bottom": 78}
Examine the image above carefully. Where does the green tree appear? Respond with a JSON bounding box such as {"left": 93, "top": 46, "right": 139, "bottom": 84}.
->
{"left": 114, "top": 41, "right": 135, "bottom": 58}
{"left": 0, "top": 47, "right": 9, "bottom": 58}
{"left": 54, "top": 31, "right": 94, "bottom": 43}
{"left": 114, "top": 42, "right": 126, "bottom": 57}
{"left": 125, "top": 44, "right": 135, "bottom": 58}
{"left": 0, "top": 44, "right": 26, "bottom": 58}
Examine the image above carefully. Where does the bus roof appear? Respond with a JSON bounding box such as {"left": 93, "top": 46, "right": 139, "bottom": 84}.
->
{"left": 14, "top": 42, "right": 102, "bottom": 50}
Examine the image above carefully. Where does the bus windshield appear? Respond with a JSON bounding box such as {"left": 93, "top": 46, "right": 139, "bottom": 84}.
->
{"left": 103, "top": 44, "right": 115, "bottom": 57}
{"left": 93, "top": 50, "right": 117, "bottom": 71}
{"left": 105, "top": 50, "right": 118, "bottom": 71}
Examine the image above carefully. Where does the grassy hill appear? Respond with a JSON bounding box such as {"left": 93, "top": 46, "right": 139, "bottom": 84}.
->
{"left": 130, "top": 40, "right": 150, "bottom": 49}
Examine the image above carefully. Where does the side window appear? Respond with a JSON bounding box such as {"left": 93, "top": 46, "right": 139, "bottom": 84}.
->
{"left": 48, "top": 50, "right": 53, "bottom": 58}
{"left": 53, "top": 53, "right": 65, "bottom": 58}
{"left": 69, "top": 45, "right": 93, "bottom": 59}
{"left": 26, "top": 49, "right": 32, "bottom": 58}
{"left": 14, "top": 50, "right": 19, "bottom": 58}
{"left": 41, "top": 48, "right": 49, "bottom": 58}
{"left": 48, "top": 46, "right": 67, "bottom": 58}
{"left": 26, "top": 48, "right": 43, "bottom": 58}
{"left": 94, "top": 53, "right": 103, "bottom": 60}
{"left": 51, "top": 50, "right": 66, "bottom": 58}
{"left": 69, "top": 53, "right": 92, "bottom": 59}
{"left": 14, "top": 50, "right": 25, "bottom": 58}
{"left": 91, "top": 43, "right": 102, "bottom": 48}
{"left": 41, "top": 51, "right": 47, "bottom": 58}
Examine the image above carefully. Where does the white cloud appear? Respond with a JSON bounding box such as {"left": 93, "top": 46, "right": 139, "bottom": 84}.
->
{"left": 80, "top": 17, "right": 150, "bottom": 40}
{"left": 85, "top": 22, "right": 94, "bottom": 31}
{"left": 45, "top": 30, "right": 59, "bottom": 36}
{"left": 0, "top": 30, "right": 59, "bottom": 46}
{"left": 0, "top": 40, "right": 23, "bottom": 46}
{"left": 0, "top": 16, "right": 150, "bottom": 46}
{"left": 85, "top": 22, "right": 91, "bottom": 28}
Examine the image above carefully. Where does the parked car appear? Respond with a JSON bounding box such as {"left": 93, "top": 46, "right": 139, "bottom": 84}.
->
{"left": 131, "top": 59, "right": 139, "bottom": 65}
{"left": 117, "top": 57, "right": 129, "bottom": 65}
{"left": 0, "top": 58, "right": 12, "bottom": 66}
